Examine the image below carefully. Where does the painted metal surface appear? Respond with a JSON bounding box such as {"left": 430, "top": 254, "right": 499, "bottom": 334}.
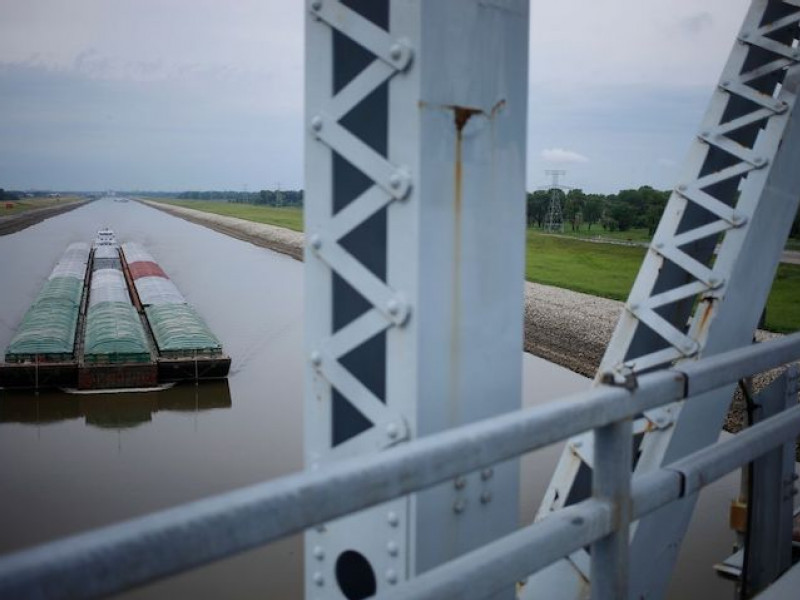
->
{"left": 0, "top": 333, "right": 798, "bottom": 599}
{"left": 305, "top": 0, "right": 528, "bottom": 595}
{"left": 533, "top": 2, "right": 800, "bottom": 597}
{"left": 83, "top": 301, "right": 149, "bottom": 363}
{"left": 134, "top": 276, "right": 184, "bottom": 306}
{"left": 128, "top": 261, "right": 167, "bottom": 280}
{"left": 145, "top": 304, "right": 221, "bottom": 354}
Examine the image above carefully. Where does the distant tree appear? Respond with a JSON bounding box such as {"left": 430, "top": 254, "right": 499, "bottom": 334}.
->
{"left": 583, "top": 196, "right": 603, "bottom": 231}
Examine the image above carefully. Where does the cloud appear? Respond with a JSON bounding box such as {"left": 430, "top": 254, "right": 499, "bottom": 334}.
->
{"left": 678, "top": 12, "right": 714, "bottom": 35}
{"left": 541, "top": 148, "right": 589, "bottom": 164}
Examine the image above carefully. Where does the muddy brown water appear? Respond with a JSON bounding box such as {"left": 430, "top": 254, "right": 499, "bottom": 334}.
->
{"left": 0, "top": 199, "right": 738, "bottom": 598}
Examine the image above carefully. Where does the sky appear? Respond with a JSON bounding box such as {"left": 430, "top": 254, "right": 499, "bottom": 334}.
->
{"left": 0, "top": 0, "right": 750, "bottom": 194}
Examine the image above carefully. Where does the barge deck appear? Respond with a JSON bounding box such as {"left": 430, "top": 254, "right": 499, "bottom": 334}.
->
{"left": 0, "top": 231, "right": 230, "bottom": 390}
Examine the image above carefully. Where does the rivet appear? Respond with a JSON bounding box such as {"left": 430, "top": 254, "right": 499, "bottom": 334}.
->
{"left": 315, "top": 524, "right": 326, "bottom": 533}
{"left": 481, "top": 468, "right": 494, "bottom": 481}
{"left": 454, "top": 476, "right": 467, "bottom": 490}
{"left": 453, "top": 499, "right": 467, "bottom": 514}
{"left": 309, "top": 233, "right": 322, "bottom": 250}
{"left": 629, "top": 303, "right": 639, "bottom": 312}
{"left": 731, "top": 212, "right": 746, "bottom": 226}
{"left": 571, "top": 517, "right": 584, "bottom": 526}
{"left": 655, "top": 242, "right": 665, "bottom": 250}
{"left": 310, "top": 0, "right": 322, "bottom": 11}
{"left": 389, "top": 172, "right": 403, "bottom": 189}
{"left": 389, "top": 44, "right": 403, "bottom": 61}
{"left": 313, "top": 571, "right": 324, "bottom": 586}
{"left": 573, "top": 440, "right": 583, "bottom": 449}
{"left": 740, "top": 32, "right": 750, "bottom": 40}
{"left": 677, "top": 184, "right": 687, "bottom": 192}
{"left": 700, "top": 131, "right": 711, "bottom": 138}
{"left": 480, "top": 491, "right": 493, "bottom": 505}
{"left": 683, "top": 342, "right": 697, "bottom": 354}
{"left": 708, "top": 277, "right": 721, "bottom": 289}
{"left": 386, "top": 569, "right": 398, "bottom": 585}
{"left": 754, "top": 156, "right": 767, "bottom": 166}
{"left": 310, "top": 351, "right": 322, "bottom": 367}
{"left": 387, "top": 299, "right": 400, "bottom": 315}
{"left": 721, "top": 80, "right": 730, "bottom": 88}
{"left": 387, "top": 511, "right": 399, "bottom": 527}
{"left": 310, "top": 115, "right": 323, "bottom": 132}
{"left": 386, "top": 422, "right": 399, "bottom": 439}
{"left": 313, "top": 545, "right": 325, "bottom": 560}
{"left": 387, "top": 541, "right": 399, "bottom": 557}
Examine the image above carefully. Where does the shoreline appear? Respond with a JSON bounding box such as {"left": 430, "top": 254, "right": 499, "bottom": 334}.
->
{"left": 0, "top": 200, "right": 90, "bottom": 236}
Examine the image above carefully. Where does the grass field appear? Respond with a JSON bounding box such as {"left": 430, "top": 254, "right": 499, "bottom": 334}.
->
{"left": 153, "top": 199, "right": 799, "bottom": 332}
{"left": 535, "top": 225, "right": 652, "bottom": 244}
{"left": 154, "top": 199, "right": 304, "bottom": 232}
{"left": 0, "top": 196, "right": 81, "bottom": 216}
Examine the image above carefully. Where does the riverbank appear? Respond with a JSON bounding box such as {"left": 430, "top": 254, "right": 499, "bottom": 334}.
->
{"left": 0, "top": 198, "right": 90, "bottom": 236}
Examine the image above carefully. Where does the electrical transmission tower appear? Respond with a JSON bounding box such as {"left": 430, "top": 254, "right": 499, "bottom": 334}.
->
{"left": 543, "top": 169, "right": 567, "bottom": 232}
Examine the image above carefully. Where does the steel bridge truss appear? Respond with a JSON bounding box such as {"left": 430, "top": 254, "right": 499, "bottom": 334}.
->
{"left": 534, "top": 1, "right": 800, "bottom": 597}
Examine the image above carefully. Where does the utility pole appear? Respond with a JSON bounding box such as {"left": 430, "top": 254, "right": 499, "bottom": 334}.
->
{"left": 543, "top": 169, "right": 566, "bottom": 232}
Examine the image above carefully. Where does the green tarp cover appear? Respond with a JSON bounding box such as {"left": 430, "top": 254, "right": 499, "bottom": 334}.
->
{"left": 145, "top": 304, "right": 222, "bottom": 354}
{"left": 84, "top": 301, "right": 150, "bottom": 363}
{"left": 5, "top": 298, "right": 79, "bottom": 359}
{"left": 34, "top": 276, "right": 83, "bottom": 307}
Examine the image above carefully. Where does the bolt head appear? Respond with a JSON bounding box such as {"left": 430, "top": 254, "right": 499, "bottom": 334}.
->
{"left": 389, "top": 44, "right": 403, "bottom": 61}
{"left": 741, "top": 32, "right": 750, "bottom": 40}
{"left": 309, "top": 233, "right": 322, "bottom": 250}
{"left": 677, "top": 184, "right": 687, "bottom": 192}
{"left": 313, "top": 545, "right": 325, "bottom": 560}
{"left": 310, "top": 0, "right": 322, "bottom": 11}
{"left": 386, "top": 569, "right": 398, "bottom": 585}
{"left": 313, "top": 572, "right": 324, "bottom": 586}
{"left": 387, "top": 299, "right": 400, "bottom": 315}
{"left": 309, "top": 351, "right": 322, "bottom": 367}
{"left": 387, "top": 511, "right": 399, "bottom": 527}
{"left": 454, "top": 476, "right": 466, "bottom": 490}
{"left": 453, "top": 499, "right": 466, "bottom": 514}
{"left": 480, "top": 491, "right": 493, "bottom": 505}
{"left": 721, "top": 80, "right": 730, "bottom": 88}
{"left": 387, "top": 541, "right": 399, "bottom": 557}
{"left": 386, "top": 422, "right": 399, "bottom": 439}
{"left": 310, "top": 115, "right": 323, "bottom": 132}
{"left": 389, "top": 172, "right": 403, "bottom": 189}
{"left": 481, "top": 468, "right": 494, "bottom": 481}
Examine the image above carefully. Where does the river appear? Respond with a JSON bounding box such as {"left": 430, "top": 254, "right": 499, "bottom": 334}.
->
{"left": 0, "top": 198, "right": 737, "bottom": 598}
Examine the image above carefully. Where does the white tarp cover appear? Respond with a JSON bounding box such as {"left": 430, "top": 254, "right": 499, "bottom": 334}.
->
{"left": 121, "top": 242, "right": 155, "bottom": 265}
{"left": 135, "top": 276, "right": 185, "bottom": 306}
{"left": 89, "top": 268, "right": 130, "bottom": 307}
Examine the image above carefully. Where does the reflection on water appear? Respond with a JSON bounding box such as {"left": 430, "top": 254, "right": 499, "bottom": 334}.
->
{"left": 0, "top": 381, "right": 232, "bottom": 430}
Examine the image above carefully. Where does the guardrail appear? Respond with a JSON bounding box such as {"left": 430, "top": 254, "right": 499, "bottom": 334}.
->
{"left": 1, "top": 333, "right": 799, "bottom": 599}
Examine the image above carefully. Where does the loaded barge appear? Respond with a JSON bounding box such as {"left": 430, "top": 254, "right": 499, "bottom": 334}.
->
{"left": 0, "top": 230, "right": 230, "bottom": 390}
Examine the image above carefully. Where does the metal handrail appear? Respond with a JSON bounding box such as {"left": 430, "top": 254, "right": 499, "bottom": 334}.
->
{"left": 1, "top": 332, "right": 799, "bottom": 599}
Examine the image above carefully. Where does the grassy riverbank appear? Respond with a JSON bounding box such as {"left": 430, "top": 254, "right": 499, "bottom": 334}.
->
{"left": 0, "top": 196, "right": 82, "bottom": 216}
{"left": 150, "top": 199, "right": 800, "bottom": 333}
{"left": 153, "top": 199, "right": 303, "bottom": 232}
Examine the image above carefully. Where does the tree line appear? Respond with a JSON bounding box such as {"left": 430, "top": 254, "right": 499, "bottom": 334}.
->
{"left": 527, "top": 185, "right": 670, "bottom": 234}
{"left": 0, "top": 188, "right": 20, "bottom": 203}
{"left": 176, "top": 190, "right": 304, "bottom": 207}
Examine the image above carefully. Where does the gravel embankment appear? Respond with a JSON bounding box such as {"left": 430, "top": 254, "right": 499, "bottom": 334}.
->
{"left": 144, "top": 199, "right": 797, "bottom": 441}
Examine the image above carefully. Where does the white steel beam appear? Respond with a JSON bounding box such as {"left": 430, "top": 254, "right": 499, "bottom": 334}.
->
{"left": 304, "top": 0, "right": 529, "bottom": 597}
{"left": 530, "top": 1, "right": 800, "bottom": 598}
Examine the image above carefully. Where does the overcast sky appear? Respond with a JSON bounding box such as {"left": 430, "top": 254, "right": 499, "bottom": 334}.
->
{"left": 0, "top": 0, "right": 750, "bottom": 193}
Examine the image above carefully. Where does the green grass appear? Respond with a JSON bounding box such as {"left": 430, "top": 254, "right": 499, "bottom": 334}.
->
{"left": 537, "top": 225, "right": 652, "bottom": 244}
{"left": 148, "top": 200, "right": 800, "bottom": 332}
{"left": 765, "top": 264, "right": 800, "bottom": 333}
{"left": 525, "top": 231, "right": 645, "bottom": 300}
{"left": 154, "top": 199, "right": 304, "bottom": 232}
{"left": 0, "top": 196, "right": 81, "bottom": 216}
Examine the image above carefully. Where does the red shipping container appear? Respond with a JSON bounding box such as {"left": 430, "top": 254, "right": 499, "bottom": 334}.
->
{"left": 128, "top": 261, "right": 167, "bottom": 280}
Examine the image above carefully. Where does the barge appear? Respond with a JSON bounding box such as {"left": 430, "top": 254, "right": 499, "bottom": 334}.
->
{"left": 0, "top": 230, "right": 230, "bottom": 390}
